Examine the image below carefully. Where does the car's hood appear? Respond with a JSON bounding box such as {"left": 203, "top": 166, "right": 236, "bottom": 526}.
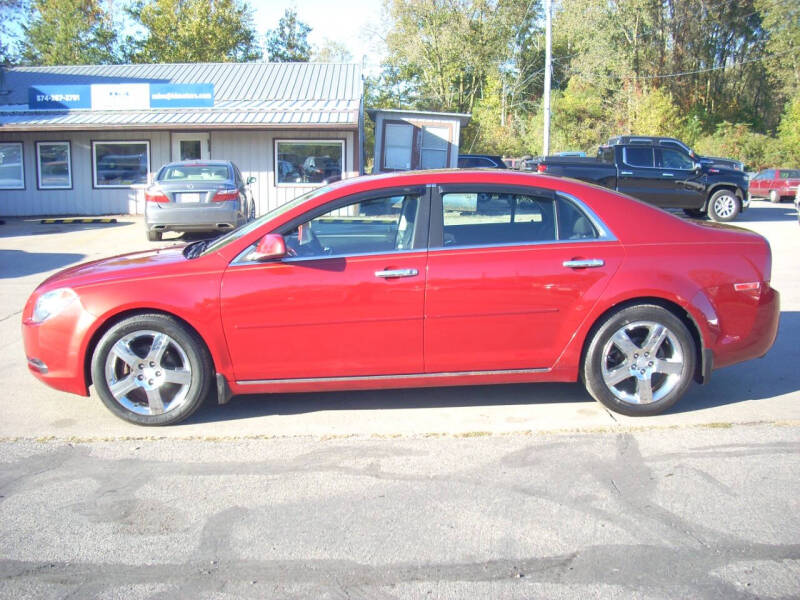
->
{"left": 39, "top": 244, "right": 191, "bottom": 290}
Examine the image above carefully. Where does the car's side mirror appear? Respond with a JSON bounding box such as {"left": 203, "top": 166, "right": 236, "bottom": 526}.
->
{"left": 245, "top": 234, "right": 287, "bottom": 262}
{"left": 247, "top": 176, "right": 256, "bottom": 185}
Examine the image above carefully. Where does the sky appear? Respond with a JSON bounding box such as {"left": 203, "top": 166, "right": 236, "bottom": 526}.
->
{"left": 250, "top": 0, "right": 386, "bottom": 71}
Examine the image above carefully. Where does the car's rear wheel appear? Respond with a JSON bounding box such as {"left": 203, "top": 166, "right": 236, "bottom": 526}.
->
{"left": 769, "top": 189, "right": 780, "bottom": 204}
{"left": 146, "top": 230, "right": 162, "bottom": 242}
{"left": 708, "top": 189, "right": 740, "bottom": 222}
{"left": 582, "top": 305, "right": 696, "bottom": 416}
{"left": 91, "top": 314, "right": 213, "bottom": 426}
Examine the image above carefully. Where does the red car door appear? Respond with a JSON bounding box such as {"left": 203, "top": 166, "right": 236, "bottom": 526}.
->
{"left": 220, "top": 192, "right": 428, "bottom": 382}
{"left": 424, "top": 187, "right": 624, "bottom": 373}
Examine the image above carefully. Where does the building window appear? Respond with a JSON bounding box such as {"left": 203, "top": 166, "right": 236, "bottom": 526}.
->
{"left": 379, "top": 120, "right": 453, "bottom": 172}
{"left": 92, "top": 141, "right": 150, "bottom": 188}
{"left": 0, "top": 142, "right": 24, "bottom": 190}
{"left": 36, "top": 141, "right": 72, "bottom": 189}
{"left": 275, "top": 140, "right": 344, "bottom": 186}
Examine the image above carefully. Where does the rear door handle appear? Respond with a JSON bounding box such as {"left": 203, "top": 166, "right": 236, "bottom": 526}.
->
{"left": 662, "top": 172, "right": 674, "bottom": 177}
{"left": 375, "top": 268, "right": 419, "bottom": 278}
{"left": 563, "top": 259, "right": 605, "bottom": 269}
{"left": 620, "top": 170, "right": 633, "bottom": 175}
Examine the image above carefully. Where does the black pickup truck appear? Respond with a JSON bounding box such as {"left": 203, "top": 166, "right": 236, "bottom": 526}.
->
{"left": 536, "top": 142, "right": 749, "bottom": 221}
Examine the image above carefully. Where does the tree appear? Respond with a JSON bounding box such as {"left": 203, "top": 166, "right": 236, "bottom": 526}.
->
{"left": 265, "top": 8, "right": 311, "bottom": 62}
{"left": 313, "top": 39, "right": 352, "bottom": 63}
{"left": 19, "top": 0, "right": 118, "bottom": 65}
{"left": 125, "top": 0, "right": 261, "bottom": 63}
{"left": 0, "top": 0, "right": 25, "bottom": 64}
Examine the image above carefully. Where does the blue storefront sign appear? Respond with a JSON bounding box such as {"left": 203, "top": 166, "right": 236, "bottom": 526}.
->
{"left": 28, "top": 83, "right": 214, "bottom": 110}
{"left": 28, "top": 85, "right": 92, "bottom": 110}
{"left": 150, "top": 84, "right": 215, "bottom": 108}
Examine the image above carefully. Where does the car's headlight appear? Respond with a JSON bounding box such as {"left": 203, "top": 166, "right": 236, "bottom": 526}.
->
{"left": 32, "top": 288, "right": 78, "bottom": 323}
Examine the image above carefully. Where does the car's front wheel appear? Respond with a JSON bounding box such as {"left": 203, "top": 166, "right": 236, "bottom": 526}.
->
{"left": 582, "top": 305, "right": 696, "bottom": 416}
{"left": 91, "top": 314, "right": 213, "bottom": 426}
{"left": 708, "top": 189, "right": 740, "bottom": 222}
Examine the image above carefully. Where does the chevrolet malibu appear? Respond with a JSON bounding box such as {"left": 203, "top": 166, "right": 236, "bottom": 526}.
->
{"left": 23, "top": 170, "right": 780, "bottom": 425}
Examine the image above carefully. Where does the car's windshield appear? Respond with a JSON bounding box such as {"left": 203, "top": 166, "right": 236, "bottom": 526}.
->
{"left": 158, "top": 165, "right": 230, "bottom": 181}
{"left": 199, "top": 184, "right": 335, "bottom": 256}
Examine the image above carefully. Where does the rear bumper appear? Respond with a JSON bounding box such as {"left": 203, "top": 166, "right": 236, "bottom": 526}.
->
{"left": 145, "top": 202, "right": 243, "bottom": 233}
{"left": 712, "top": 284, "right": 780, "bottom": 369}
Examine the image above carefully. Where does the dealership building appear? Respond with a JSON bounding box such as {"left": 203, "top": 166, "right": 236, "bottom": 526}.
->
{"left": 0, "top": 62, "right": 363, "bottom": 216}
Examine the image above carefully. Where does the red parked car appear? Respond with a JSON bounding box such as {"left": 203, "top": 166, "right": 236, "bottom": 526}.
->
{"left": 22, "top": 170, "right": 780, "bottom": 425}
{"left": 749, "top": 168, "right": 800, "bottom": 203}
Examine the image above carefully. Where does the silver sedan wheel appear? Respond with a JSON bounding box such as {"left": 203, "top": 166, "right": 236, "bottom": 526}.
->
{"left": 103, "top": 329, "right": 193, "bottom": 416}
{"left": 712, "top": 194, "right": 737, "bottom": 219}
{"left": 600, "top": 320, "right": 685, "bottom": 405}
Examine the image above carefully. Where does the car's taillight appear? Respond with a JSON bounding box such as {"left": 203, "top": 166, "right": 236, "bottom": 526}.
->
{"left": 537, "top": 164, "right": 547, "bottom": 173}
{"left": 213, "top": 188, "right": 239, "bottom": 202}
{"left": 145, "top": 188, "right": 169, "bottom": 203}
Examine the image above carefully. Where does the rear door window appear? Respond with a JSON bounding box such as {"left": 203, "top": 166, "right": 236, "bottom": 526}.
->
{"left": 622, "top": 147, "right": 655, "bottom": 168}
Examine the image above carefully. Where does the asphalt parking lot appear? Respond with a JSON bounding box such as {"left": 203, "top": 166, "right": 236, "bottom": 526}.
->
{"left": 2, "top": 202, "right": 799, "bottom": 599}
{"left": 1, "top": 202, "right": 798, "bottom": 439}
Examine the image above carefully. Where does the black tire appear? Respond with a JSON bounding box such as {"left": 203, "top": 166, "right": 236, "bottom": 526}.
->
{"left": 582, "top": 304, "right": 696, "bottom": 416}
{"left": 91, "top": 313, "right": 213, "bottom": 426}
{"left": 147, "top": 230, "right": 162, "bottom": 242}
{"left": 707, "top": 189, "right": 740, "bottom": 222}
{"left": 769, "top": 189, "right": 780, "bottom": 204}
{"left": 682, "top": 208, "right": 705, "bottom": 219}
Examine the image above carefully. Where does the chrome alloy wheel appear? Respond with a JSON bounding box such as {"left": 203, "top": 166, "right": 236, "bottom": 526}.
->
{"left": 600, "top": 320, "right": 685, "bottom": 405}
{"left": 103, "top": 329, "right": 193, "bottom": 416}
{"left": 712, "top": 193, "right": 737, "bottom": 219}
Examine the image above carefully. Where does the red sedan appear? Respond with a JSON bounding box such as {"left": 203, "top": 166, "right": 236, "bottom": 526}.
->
{"left": 22, "top": 170, "right": 780, "bottom": 425}
{"left": 749, "top": 168, "right": 800, "bottom": 203}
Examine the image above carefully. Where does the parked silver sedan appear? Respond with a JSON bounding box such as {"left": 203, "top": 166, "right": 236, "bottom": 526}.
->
{"left": 144, "top": 160, "right": 255, "bottom": 241}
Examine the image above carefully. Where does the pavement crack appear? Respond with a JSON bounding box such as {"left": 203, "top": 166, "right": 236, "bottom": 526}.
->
{"left": 0, "top": 310, "right": 22, "bottom": 324}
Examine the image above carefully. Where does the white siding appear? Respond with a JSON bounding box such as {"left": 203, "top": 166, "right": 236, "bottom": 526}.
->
{"left": 0, "top": 128, "right": 357, "bottom": 217}
{"left": 0, "top": 130, "right": 169, "bottom": 216}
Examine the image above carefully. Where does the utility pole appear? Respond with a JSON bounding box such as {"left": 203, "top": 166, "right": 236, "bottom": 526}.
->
{"left": 543, "top": 0, "right": 552, "bottom": 156}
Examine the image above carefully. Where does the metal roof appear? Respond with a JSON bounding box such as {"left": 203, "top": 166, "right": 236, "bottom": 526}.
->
{"left": 0, "top": 63, "right": 362, "bottom": 130}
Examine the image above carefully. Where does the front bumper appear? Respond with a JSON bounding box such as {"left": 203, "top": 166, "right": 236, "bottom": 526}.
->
{"left": 22, "top": 298, "right": 94, "bottom": 396}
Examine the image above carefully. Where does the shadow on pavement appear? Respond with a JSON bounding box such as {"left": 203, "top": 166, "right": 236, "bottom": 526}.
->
{"left": 735, "top": 203, "right": 797, "bottom": 223}
{"left": 0, "top": 218, "right": 133, "bottom": 239}
{"left": 0, "top": 249, "right": 85, "bottom": 279}
{"left": 183, "top": 311, "right": 799, "bottom": 425}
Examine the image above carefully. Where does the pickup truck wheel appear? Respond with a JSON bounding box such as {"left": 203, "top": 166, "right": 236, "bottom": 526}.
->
{"left": 582, "top": 305, "right": 695, "bottom": 416}
{"left": 708, "top": 190, "right": 740, "bottom": 222}
{"left": 769, "top": 190, "right": 780, "bottom": 203}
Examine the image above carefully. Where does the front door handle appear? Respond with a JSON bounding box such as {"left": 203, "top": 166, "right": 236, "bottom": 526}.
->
{"left": 662, "top": 172, "right": 674, "bottom": 177}
{"left": 620, "top": 170, "right": 633, "bottom": 175}
{"left": 375, "top": 268, "right": 419, "bottom": 278}
{"left": 563, "top": 259, "right": 605, "bottom": 269}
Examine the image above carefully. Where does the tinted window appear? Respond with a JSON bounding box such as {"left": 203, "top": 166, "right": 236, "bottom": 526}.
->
{"left": 623, "top": 147, "right": 654, "bottom": 168}
{"left": 780, "top": 169, "right": 800, "bottom": 178}
{"left": 557, "top": 195, "right": 599, "bottom": 240}
{"left": 440, "top": 192, "right": 556, "bottom": 247}
{"left": 283, "top": 194, "right": 422, "bottom": 257}
{"left": 158, "top": 164, "right": 230, "bottom": 181}
{"left": 658, "top": 148, "right": 694, "bottom": 169}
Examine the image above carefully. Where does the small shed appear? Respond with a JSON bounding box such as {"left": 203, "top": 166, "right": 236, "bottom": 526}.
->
{"left": 368, "top": 109, "right": 470, "bottom": 173}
